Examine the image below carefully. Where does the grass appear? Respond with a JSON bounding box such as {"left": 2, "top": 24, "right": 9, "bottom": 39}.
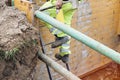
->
{"left": 0, "top": 48, "right": 19, "bottom": 60}
{"left": 0, "top": 39, "right": 38, "bottom": 61}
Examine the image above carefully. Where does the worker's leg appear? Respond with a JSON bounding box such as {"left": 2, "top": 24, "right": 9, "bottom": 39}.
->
{"left": 50, "top": 27, "right": 71, "bottom": 63}
{"left": 60, "top": 40, "right": 71, "bottom": 56}
{"left": 55, "top": 38, "right": 71, "bottom": 63}
{"left": 49, "top": 27, "right": 70, "bottom": 48}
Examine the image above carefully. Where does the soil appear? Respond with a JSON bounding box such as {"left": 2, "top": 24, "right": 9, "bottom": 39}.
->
{"left": 82, "top": 62, "right": 120, "bottom": 80}
{"left": 0, "top": 0, "right": 39, "bottom": 80}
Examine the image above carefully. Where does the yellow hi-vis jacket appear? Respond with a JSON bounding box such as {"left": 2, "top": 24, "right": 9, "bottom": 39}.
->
{"left": 40, "top": 0, "right": 80, "bottom": 55}
{"left": 40, "top": 0, "right": 76, "bottom": 29}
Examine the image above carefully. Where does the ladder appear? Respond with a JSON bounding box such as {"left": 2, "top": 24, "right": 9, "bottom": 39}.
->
{"left": 38, "top": 30, "right": 70, "bottom": 80}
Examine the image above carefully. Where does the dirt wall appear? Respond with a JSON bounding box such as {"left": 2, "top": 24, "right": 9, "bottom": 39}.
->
{"left": 0, "top": 1, "right": 39, "bottom": 80}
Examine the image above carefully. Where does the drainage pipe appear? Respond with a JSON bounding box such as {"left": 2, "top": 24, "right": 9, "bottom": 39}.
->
{"left": 35, "top": 10, "right": 120, "bottom": 64}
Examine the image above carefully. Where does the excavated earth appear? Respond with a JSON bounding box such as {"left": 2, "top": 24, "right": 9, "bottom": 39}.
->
{"left": 0, "top": 1, "right": 39, "bottom": 80}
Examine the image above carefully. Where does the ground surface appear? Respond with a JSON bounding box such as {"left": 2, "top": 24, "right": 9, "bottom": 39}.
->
{"left": 0, "top": 1, "right": 39, "bottom": 80}
{"left": 81, "top": 62, "right": 120, "bottom": 80}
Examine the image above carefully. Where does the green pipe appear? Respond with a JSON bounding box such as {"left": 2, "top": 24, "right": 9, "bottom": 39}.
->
{"left": 35, "top": 10, "right": 120, "bottom": 64}
{"left": 12, "top": 0, "right": 14, "bottom": 6}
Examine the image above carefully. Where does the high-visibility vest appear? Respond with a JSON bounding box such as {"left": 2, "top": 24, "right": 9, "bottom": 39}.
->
{"left": 40, "top": 0, "right": 76, "bottom": 29}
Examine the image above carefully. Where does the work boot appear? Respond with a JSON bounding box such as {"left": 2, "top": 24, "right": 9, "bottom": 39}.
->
{"left": 51, "top": 36, "right": 69, "bottom": 48}
{"left": 55, "top": 54, "right": 62, "bottom": 60}
{"left": 61, "top": 54, "right": 69, "bottom": 63}
{"left": 55, "top": 54, "right": 69, "bottom": 63}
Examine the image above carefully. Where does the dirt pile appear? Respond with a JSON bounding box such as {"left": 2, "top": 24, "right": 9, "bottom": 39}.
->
{"left": 0, "top": 1, "right": 35, "bottom": 51}
{"left": 0, "top": 1, "right": 39, "bottom": 80}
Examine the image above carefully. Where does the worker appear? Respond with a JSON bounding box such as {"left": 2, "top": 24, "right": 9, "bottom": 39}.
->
{"left": 40, "top": 0, "right": 78, "bottom": 63}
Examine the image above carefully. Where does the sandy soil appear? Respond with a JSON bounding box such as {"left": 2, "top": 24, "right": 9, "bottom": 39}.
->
{"left": 0, "top": 1, "right": 39, "bottom": 80}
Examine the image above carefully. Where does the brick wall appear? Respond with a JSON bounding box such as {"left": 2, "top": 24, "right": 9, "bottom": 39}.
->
{"left": 35, "top": 0, "right": 120, "bottom": 80}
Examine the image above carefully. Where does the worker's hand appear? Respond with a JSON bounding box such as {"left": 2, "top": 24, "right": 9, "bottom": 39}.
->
{"left": 56, "top": 0, "right": 63, "bottom": 9}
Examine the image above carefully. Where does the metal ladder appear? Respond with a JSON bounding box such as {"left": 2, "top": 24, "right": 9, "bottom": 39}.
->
{"left": 38, "top": 30, "right": 70, "bottom": 80}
